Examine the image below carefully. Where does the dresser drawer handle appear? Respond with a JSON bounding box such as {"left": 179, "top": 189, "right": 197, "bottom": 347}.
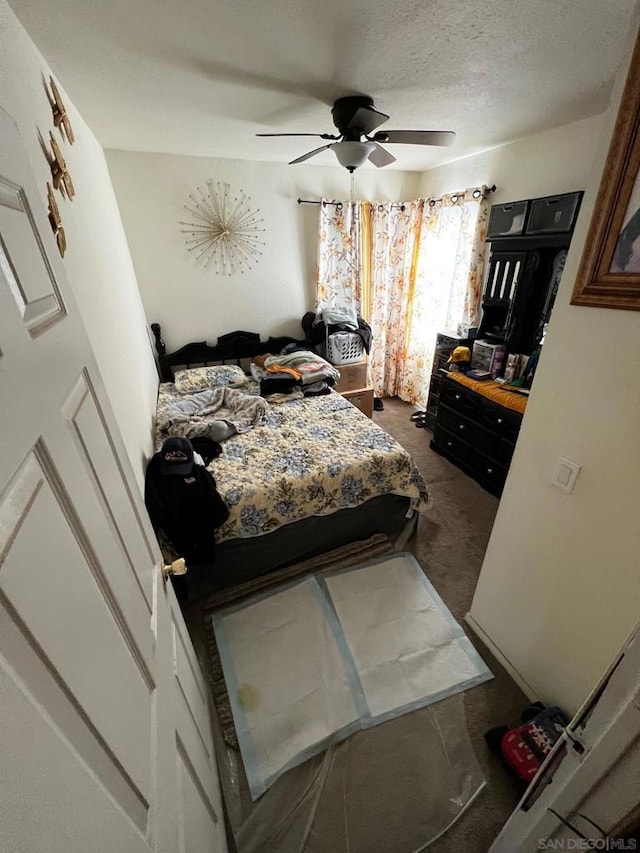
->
{"left": 497, "top": 418, "right": 503, "bottom": 425}
{"left": 458, "top": 424, "right": 465, "bottom": 431}
{"left": 455, "top": 394, "right": 461, "bottom": 400}
{"left": 487, "top": 467, "right": 493, "bottom": 475}
{"left": 447, "top": 441, "right": 453, "bottom": 448}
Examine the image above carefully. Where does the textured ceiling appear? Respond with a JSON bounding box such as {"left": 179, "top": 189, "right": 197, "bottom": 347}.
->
{"left": 8, "top": 0, "right": 638, "bottom": 171}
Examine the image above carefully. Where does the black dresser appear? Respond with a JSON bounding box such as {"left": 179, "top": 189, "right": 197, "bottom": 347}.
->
{"left": 430, "top": 375, "right": 526, "bottom": 497}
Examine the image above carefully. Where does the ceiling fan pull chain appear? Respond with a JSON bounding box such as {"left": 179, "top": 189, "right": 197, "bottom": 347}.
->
{"left": 350, "top": 171, "right": 355, "bottom": 203}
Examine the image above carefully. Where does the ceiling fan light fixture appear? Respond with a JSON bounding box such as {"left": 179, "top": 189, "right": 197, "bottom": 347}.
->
{"left": 260, "top": 96, "right": 456, "bottom": 168}
{"left": 332, "top": 140, "right": 376, "bottom": 171}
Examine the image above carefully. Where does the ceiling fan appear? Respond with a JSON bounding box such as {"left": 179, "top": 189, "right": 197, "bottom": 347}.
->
{"left": 257, "top": 95, "right": 455, "bottom": 171}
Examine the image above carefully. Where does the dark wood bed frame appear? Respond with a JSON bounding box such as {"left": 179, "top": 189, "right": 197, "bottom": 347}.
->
{"left": 149, "top": 322, "right": 416, "bottom": 592}
{"left": 151, "top": 323, "right": 306, "bottom": 382}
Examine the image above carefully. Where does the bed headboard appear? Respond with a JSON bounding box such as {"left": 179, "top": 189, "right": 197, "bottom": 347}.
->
{"left": 151, "top": 323, "right": 305, "bottom": 382}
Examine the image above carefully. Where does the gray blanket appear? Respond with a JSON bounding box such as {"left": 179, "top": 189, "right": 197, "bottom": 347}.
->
{"left": 157, "top": 386, "right": 268, "bottom": 442}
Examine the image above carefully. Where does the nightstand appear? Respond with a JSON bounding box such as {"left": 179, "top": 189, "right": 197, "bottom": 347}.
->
{"left": 341, "top": 386, "right": 374, "bottom": 418}
{"left": 335, "top": 361, "right": 374, "bottom": 418}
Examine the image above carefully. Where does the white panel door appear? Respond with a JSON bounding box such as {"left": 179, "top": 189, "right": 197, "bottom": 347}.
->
{"left": 0, "top": 108, "right": 227, "bottom": 853}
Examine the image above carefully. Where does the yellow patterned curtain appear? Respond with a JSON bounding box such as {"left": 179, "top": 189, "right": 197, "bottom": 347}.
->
{"left": 359, "top": 201, "right": 373, "bottom": 323}
{"left": 316, "top": 200, "right": 362, "bottom": 313}
{"left": 367, "top": 201, "right": 422, "bottom": 398}
{"left": 316, "top": 190, "right": 488, "bottom": 406}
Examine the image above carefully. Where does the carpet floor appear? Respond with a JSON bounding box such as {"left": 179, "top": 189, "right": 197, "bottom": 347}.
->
{"left": 373, "top": 397, "right": 526, "bottom": 851}
{"left": 185, "top": 397, "right": 529, "bottom": 852}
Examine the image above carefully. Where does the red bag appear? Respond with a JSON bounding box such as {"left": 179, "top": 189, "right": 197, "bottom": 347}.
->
{"left": 499, "top": 706, "right": 568, "bottom": 782}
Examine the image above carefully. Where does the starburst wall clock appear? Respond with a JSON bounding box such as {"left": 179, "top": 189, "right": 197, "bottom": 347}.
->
{"left": 179, "top": 180, "right": 265, "bottom": 275}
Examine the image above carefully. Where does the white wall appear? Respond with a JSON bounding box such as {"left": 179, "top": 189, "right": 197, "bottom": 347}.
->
{"left": 423, "top": 42, "right": 640, "bottom": 712}
{"left": 106, "top": 150, "right": 421, "bottom": 352}
{"left": 420, "top": 113, "right": 606, "bottom": 203}
{"left": 0, "top": 0, "right": 158, "bottom": 487}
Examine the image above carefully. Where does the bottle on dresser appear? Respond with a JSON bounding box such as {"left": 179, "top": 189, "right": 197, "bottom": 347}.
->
{"left": 491, "top": 349, "right": 505, "bottom": 379}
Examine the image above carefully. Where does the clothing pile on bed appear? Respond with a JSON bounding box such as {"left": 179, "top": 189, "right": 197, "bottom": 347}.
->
{"left": 157, "top": 384, "right": 269, "bottom": 443}
{"left": 254, "top": 350, "right": 341, "bottom": 401}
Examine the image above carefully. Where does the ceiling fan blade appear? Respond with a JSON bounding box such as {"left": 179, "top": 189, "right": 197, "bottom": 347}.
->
{"left": 368, "top": 142, "right": 396, "bottom": 168}
{"left": 289, "top": 143, "right": 335, "bottom": 165}
{"left": 257, "top": 132, "right": 339, "bottom": 139}
{"left": 374, "top": 130, "right": 456, "bottom": 147}
{"left": 348, "top": 105, "right": 389, "bottom": 135}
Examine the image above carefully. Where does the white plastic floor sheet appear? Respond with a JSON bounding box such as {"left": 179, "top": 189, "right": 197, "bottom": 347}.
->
{"left": 212, "top": 554, "right": 492, "bottom": 800}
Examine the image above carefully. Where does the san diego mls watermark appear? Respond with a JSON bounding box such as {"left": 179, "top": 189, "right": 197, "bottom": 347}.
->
{"left": 538, "top": 840, "right": 637, "bottom": 850}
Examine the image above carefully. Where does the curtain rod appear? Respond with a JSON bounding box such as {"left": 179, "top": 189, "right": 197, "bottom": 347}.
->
{"left": 428, "top": 184, "right": 497, "bottom": 206}
{"left": 297, "top": 198, "right": 406, "bottom": 210}
{"left": 298, "top": 185, "right": 496, "bottom": 210}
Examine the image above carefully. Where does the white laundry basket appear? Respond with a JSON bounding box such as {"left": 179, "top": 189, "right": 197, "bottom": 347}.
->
{"left": 326, "top": 331, "right": 364, "bottom": 365}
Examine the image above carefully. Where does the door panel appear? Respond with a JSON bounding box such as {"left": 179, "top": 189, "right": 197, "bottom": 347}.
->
{"left": 177, "top": 737, "right": 221, "bottom": 853}
{"left": 0, "top": 587, "right": 149, "bottom": 831}
{"left": 171, "top": 596, "right": 224, "bottom": 840}
{"left": 173, "top": 617, "right": 213, "bottom": 759}
{"left": 0, "top": 666, "right": 151, "bottom": 852}
{"left": 0, "top": 175, "right": 66, "bottom": 334}
{"left": 0, "top": 107, "right": 226, "bottom": 852}
{"left": 62, "top": 370, "right": 155, "bottom": 612}
{"left": 0, "top": 445, "right": 153, "bottom": 800}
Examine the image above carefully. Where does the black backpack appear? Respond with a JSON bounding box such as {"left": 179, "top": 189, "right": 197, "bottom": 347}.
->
{"left": 144, "top": 453, "right": 230, "bottom": 568}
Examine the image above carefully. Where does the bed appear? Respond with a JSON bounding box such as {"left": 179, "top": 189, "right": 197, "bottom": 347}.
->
{"left": 151, "top": 324, "right": 430, "bottom": 588}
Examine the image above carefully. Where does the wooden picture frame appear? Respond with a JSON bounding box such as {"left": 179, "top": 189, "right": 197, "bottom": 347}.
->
{"left": 571, "top": 31, "right": 640, "bottom": 310}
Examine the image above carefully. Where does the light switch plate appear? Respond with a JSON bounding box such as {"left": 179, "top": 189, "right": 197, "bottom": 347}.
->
{"left": 553, "top": 457, "right": 581, "bottom": 493}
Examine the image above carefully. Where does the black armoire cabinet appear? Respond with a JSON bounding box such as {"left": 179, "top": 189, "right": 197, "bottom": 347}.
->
{"left": 478, "top": 191, "right": 583, "bottom": 354}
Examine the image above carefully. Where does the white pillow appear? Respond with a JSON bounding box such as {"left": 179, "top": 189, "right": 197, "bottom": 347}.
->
{"left": 174, "top": 364, "right": 247, "bottom": 393}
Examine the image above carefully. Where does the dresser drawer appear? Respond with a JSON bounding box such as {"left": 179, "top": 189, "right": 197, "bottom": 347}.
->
{"left": 440, "top": 380, "right": 479, "bottom": 416}
{"left": 427, "top": 396, "right": 441, "bottom": 418}
{"left": 342, "top": 386, "right": 373, "bottom": 418}
{"left": 335, "top": 361, "right": 368, "bottom": 392}
{"left": 470, "top": 449, "right": 508, "bottom": 492}
{"left": 433, "top": 424, "right": 473, "bottom": 464}
{"left": 428, "top": 373, "right": 443, "bottom": 400}
{"left": 433, "top": 353, "right": 450, "bottom": 373}
{"left": 438, "top": 405, "right": 496, "bottom": 455}
{"left": 478, "top": 398, "right": 522, "bottom": 443}
{"left": 494, "top": 439, "right": 517, "bottom": 467}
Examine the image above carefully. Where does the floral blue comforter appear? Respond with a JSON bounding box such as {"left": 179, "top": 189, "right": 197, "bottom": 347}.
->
{"left": 156, "top": 380, "right": 429, "bottom": 543}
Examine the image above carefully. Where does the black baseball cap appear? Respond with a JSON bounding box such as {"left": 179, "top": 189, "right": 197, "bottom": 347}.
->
{"left": 160, "top": 437, "right": 194, "bottom": 475}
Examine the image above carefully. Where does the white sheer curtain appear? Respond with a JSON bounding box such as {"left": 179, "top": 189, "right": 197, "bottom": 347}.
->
{"left": 398, "top": 192, "right": 488, "bottom": 405}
